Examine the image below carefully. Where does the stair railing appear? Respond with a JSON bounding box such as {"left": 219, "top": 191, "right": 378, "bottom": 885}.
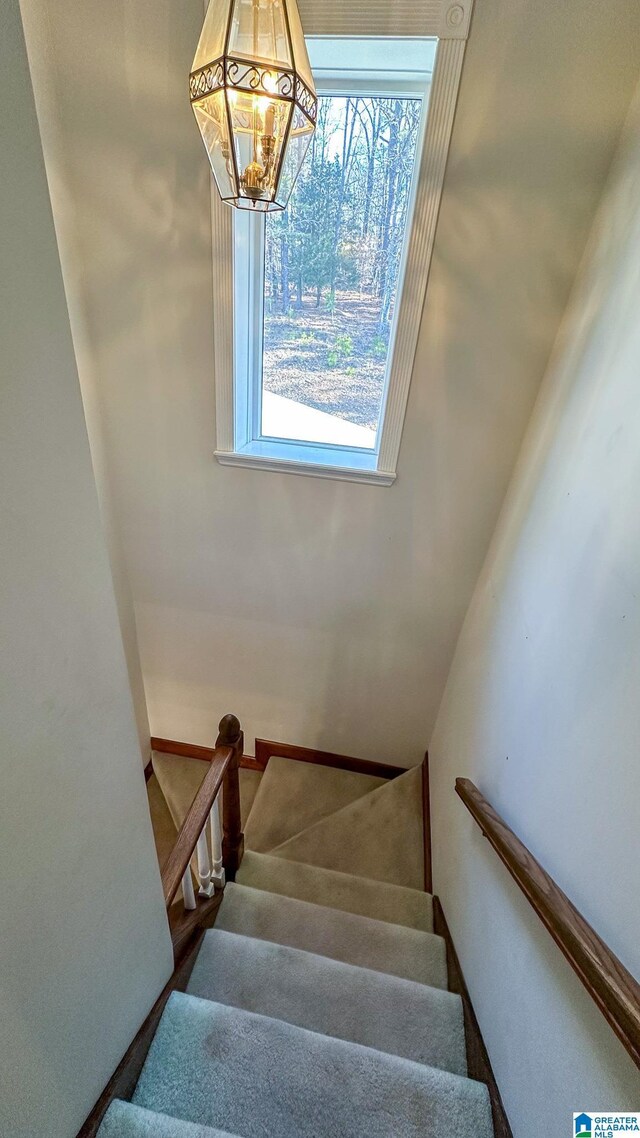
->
{"left": 161, "top": 714, "right": 245, "bottom": 912}
{"left": 456, "top": 777, "right": 640, "bottom": 1070}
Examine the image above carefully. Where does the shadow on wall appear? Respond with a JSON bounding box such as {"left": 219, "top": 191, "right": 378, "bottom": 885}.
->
{"left": 22, "top": 0, "right": 640, "bottom": 769}
{"left": 430, "top": 72, "right": 640, "bottom": 1134}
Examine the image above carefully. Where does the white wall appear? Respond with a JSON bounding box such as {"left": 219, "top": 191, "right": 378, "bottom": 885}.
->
{"left": 22, "top": 0, "right": 640, "bottom": 764}
{"left": 19, "top": 0, "right": 152, "bottom": 765}
{"left": 430, "top": 80, "right": 640, "bottom": 1132}
{"left": 0, "top": 4, "right": 173, "bottom": 1135}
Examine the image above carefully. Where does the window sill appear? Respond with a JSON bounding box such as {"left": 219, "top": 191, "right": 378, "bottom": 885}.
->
{"left": 214, "top": 441, "right": 396, "bottom": 485}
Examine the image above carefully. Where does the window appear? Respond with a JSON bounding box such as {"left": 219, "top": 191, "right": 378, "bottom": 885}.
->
{"left": 212, "top": 5, "right": 473, "bottom": 484}
{"left": 261, "top": 89, "right": 423, "bottom": 451}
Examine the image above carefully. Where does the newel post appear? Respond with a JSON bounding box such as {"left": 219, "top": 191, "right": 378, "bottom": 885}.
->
{"left": 217, "top": 713, "right": 244, "bottom": 881}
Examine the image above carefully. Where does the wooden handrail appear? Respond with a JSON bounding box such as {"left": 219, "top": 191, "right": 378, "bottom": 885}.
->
{"left": 456, "top": 778, "right": 640, "bottom": 1070}
{"left": 161, "top": 714, "right": 244, "bottom": 909}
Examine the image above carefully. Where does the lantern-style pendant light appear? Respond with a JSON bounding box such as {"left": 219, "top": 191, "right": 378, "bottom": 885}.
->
{"left": 190, "top": 0, "right": 317, "bottom": 212}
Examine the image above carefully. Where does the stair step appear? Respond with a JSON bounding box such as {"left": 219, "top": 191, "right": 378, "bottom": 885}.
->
{"left": 236, "top": 850, "right": 433, "bottom": 930}
{"left": 268, "top": 764, "right": 425, "bottom": 888}
{"left": 187, "top": 929, "right": 466, "bottom": 1075}
{"left": 244, "top": 756, "right": 385, "bottom": 853}
{"left": 133, "top": 993, "right": 492, "bottom": 1138}
{"left": 147, "top": 774, "right": 178, "bottom": 869}
{"left": 98, "top": 1099, "right": 239, "bottom": 1137}
{"left": 216, "top": 883, "right": 448, "bottom": 987}
{"left": 152, "top": 752, "right": 261, "bottom": 831}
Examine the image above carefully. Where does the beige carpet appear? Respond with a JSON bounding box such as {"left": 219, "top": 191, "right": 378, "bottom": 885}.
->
{"left": 107, "top": 753, "right": 494, "bottom": 1138}
{"left": 267, "top": 765, "right": 425, "bottom": 889}
{"left": 217, "top": 883, "right": 447, "bottom": 987}
{"left": 131, "top": 990, "right": 492, "bottom": 1138}
{"left": 188, "top": 928, "right": 466, "bottom": 1074}
{"left": 152, "top": 752, "right": 262, "bottom": 833}
{"left": 147, "top": 773, "right": 178, "bottom": 870}
{"left": 148, "top": 758, "right": 262, "bottom": 898}
{"left": 236, "top": 851, "right": 433, "bottom": 931}
{"left": 244, "top": 756, "right": 385, "bottom": 853}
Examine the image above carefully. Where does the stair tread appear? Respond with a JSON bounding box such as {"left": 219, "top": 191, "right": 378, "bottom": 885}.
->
{"left": 146, "top": 774, "right": 178, "bottom": 869}
{"left": 236, "top": 850, "right": 433, "bottom": 930}
{"left": 187, "top": 928, "right": 466, "bottom": 1075}
{"left": 268, "top": 764, "right": 425, "bottom": 888}
{"left": 152, "top": 752, "right": 261, "bottom": 832}
{"left": 134, "top": 993, "right": 492, "bottom": 1138}
{"left": 98, "top": 1099, "right": 239, "bottom": 1137}
{"left": 244, "top": 756, "right": 385, "bottom": 853}
{"left": 216, "top": 882, "right": 448, "bottom": 987}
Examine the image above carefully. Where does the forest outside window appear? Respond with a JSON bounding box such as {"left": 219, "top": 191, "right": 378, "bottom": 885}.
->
{"left": 213, "top": 32, "right": 462, "bottom": 483}
{"left": 261, "top": 89, "right": 423, "bottom": 451}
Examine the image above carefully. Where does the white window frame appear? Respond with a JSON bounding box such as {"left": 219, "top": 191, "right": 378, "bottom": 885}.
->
{"left": 211, "top": 0, "right": 474, "bottom": 486}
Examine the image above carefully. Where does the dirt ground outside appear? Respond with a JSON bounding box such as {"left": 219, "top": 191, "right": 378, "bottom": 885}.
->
{"left": 262, "top": 290, "right": 390, "bottom": 430}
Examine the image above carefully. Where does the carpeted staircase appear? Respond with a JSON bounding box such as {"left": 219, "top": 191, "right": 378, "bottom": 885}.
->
{"left": 102, "top": 753, "right": 493, "bottom": 1136}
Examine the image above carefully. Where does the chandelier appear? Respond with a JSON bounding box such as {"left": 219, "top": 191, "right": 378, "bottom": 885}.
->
{"left": 190, "top": 0, "right": 317, "bottom": 212}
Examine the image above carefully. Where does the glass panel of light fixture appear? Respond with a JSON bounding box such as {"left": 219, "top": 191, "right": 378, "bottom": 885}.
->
{"left": 273, "top": 104, "right": 314, "bottom": 209}
{"left": 193, "top": 93, "right": 237, "bottom": 200}
{"left": 280, "top": 0, "right": 314, "bottom": 91}
{"left": 228, "top": 0, "right": 292, "bottom": 70}
{"left": 228, "top": 90, "right": 292, "bottom": 210}
{"left": 192, "top": 0, "right": 229, "bottom": 72}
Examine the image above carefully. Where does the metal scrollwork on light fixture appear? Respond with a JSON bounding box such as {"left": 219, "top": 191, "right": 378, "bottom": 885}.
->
{"left": 189, "top": 61, "right": 225, "bottom": 101}
{"left": 190, "top": 0, "right": 317, "bottom": 212}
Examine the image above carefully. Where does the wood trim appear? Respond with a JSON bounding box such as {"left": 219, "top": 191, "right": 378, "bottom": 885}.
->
{"left": 433, "top": 897, "right": 512, "bottom": 1138}
{"left": 151, "top": 736, "right": 218, "bottom": 762}
{"left": 239, "top": 755, "right": 265, "bottom": 772}
{"left": 220, "top": 728, "right": 245, "bottom": 880}
{"left": 456, "top": 777, "right": 640, "bottom": 1072}
{"left": 160, "top": 714, "right": 244, "bottom": 909}
{"left": 143, "top": 760, "right": 153, "bottom": 784}
{"left": 76, "top": 887, "right": 224, "bottom": 1138}
{"left": 151, "top": 735, "right": 406, "bottom": 780}
{"left": 151, "top": 735, "right": 261, "bottom": 773}
{"left": 169, "top": 892, "right": 223, "bottom": 966}
{"left": 422, "top": 751, "right": 433, "bottom": 894}
{"left": 160, "top": 746, "right": 232, "bottom": 908}
{"left": 76, "top": 929, "right": 205, "bottom": 1137}
{"left": 253, "top": 738, "right": 406, "bottom": 779}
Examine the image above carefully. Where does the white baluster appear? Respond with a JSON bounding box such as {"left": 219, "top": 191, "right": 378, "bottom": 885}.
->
{"left": 210, "top": 788, "right": 226, "bottom": 889}
{"left": 181, "top": 866, "right": 197, "bottom": 910}
{"left": 196, "top": 825, "right": 215, "bottom": 898}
